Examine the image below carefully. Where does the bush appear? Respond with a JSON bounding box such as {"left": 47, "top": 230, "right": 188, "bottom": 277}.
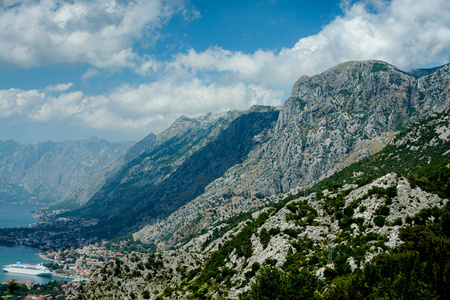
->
{"left": 376, "top": 205, "right": 390, "bottom": 216}
{"left": 260, "top": 228, "right": 271, "bottom": 249}
{"left": 374, "top": 215, "right": 386, "bottom": 227}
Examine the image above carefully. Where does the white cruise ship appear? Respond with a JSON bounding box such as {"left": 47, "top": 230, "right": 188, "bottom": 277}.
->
{"left": 3, "top": 260, "right": 52, "bottom": 277}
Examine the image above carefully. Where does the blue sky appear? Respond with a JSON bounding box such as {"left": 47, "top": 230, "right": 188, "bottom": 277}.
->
{"left": 0, "top": 0, "right": 449, "bottom": 143}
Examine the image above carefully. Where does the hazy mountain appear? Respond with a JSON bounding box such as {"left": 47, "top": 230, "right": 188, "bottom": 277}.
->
{"left": 0, "top": 137, "right": 134, "bottom": 204}
{"left": 61, "top": 133, "right": 157, "bottom": 208}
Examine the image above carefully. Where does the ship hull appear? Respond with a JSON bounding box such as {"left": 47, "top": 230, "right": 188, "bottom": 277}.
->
{"left": 3, "top": 266, "right": 52, "bottom": 277}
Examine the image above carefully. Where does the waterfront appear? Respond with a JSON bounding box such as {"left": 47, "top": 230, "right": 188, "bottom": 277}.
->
{"left": 0, "top": 203, "right": 67, "bottom": 284}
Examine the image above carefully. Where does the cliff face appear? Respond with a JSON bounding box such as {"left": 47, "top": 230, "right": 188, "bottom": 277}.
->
{"left": 134, "top": 61, "right": 450, "bottom": 248}
{"left": 211, "top": 60, "right": 450, "bottom": 195}
{"left": 0, "top": 137, "right": 133, "bottom": 204}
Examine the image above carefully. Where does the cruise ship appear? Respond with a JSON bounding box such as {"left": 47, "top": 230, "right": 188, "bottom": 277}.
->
{"left": 3, "top": 260, "right": 52, "bottom": 277}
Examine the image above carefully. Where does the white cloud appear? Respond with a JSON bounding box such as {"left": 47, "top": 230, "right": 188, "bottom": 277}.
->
{"left": 81, "top": 68, "right": 101, "bottom": 80}
{"left": 168, "top": 0, "right": 450, "bottom": 90}
{"left": 1, "top": 0, "right": 449, "bottom": 140}
{"left": 45, "top": 83, "right": 73, "bottom": 92}
{"left": 0, "top": 0, "right": 183, "bottom": 70}
{"left": 0, "top": 80, "right": 283, "bottom": 133}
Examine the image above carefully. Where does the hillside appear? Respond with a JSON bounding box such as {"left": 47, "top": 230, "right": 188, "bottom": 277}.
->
{"left": 54, "top": 60, "right": 450, "bottom": 243}
{"left": 68, "top": 103, "right": 450, "bottom": 299}
{"left": 72, "top": 107, "right": 280, "bottom": 237}
{"left": 0, "top": 137, "right": 134, "bottom": 204}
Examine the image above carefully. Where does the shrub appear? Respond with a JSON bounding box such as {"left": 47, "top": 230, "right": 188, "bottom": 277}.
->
{"left": 260, "top": 228, "right": 271, "bottom": 249}
{"left": 376, "top": 205, "right": 390, "bottom": 216}
{"left": 374, "top": 215, "right": 386, "bottom": 227}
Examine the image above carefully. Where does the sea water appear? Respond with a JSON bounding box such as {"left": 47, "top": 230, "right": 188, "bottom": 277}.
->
{"left": 0, "top": 203, "right": 42, "bottom": 229}
{"left": 0, "top": 203, "right": 67, "bottom": 284}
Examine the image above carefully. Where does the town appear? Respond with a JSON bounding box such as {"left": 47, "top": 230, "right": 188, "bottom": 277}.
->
{"left": 0, "top": 212, "right": 155, "bottom": 299}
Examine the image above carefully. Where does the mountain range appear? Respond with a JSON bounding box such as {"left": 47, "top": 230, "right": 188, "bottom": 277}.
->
{"left": 61, "top": 60, "right": 449, "bottom": 246}
{"left": 2, "top": 59, "right": 449, "bottom": 299}
{"left": 0, "top": 137, "right": 136, "bottom": 204}
{"left": 67, "top": 61, "right": 450, "bottom": 299}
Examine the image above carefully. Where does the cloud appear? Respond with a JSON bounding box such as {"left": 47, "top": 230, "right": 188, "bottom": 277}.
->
{"left": 0, "top": 80, "right": 283, "bottom": 133}
{"left": 0, "top": 0, "right": 185, "bottom": 70}
{"left": 169, "top": 0, "right": 450, "bottom": 90}
{"left": 45, "top": 83, "right": 73, "bottom": 92}
{"left": 81, "top": 68, "right": 101, "bottom": 80}
{"left": 1, "top": 0, "right": 449, "bottom": 139}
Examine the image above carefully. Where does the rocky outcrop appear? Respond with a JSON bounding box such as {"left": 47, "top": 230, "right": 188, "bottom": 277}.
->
{"left": 67, "top": 250, "right": 203, "bottom": 300}
{"left": 73, "top": 172, "right": 448, "bottom": 299}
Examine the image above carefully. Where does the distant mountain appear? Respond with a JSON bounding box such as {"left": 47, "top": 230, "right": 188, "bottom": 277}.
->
{"left": 61, "top": 133, "right": 157, "bottom": 208}
{"left": 0, "top": 137, "right": 134, "bottom": 204}
{"left": 409, "top": 65, "right": 446, "bottom": 77}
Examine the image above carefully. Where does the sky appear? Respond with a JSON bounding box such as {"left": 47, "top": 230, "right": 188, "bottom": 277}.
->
{"left": 0, "top": 0, "right": 449, "bottom": 143}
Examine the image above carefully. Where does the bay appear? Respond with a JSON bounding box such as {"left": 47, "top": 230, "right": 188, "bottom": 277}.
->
{"left": 0, "top": 203, "right": 43, "bottom": 228}
{"left": 0, "top": 203, "right": 68, "bottom": 284}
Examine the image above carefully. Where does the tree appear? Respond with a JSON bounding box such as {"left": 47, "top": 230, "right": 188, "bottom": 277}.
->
{"left": 245, "top": 267, "right": 317, "bottom": 300}
{"left": 248, "top": 266, "right": 283, "bottom": 300}
{"left": 8, "top": 280, "right": 20, "bottom": 295}
{"left": 142, "top": 290, "right": 150, "bottom": 299}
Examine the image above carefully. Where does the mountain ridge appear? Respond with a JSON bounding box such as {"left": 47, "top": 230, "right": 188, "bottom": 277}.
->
{"left": 133, "top": 60, "right": 450, "bottom": 249}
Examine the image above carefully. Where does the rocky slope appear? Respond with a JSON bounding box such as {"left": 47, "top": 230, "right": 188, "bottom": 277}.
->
{"left": 69, "top": 97, "right": 450, "bottom": 300}
{"left": 0, "top": 137, "right": 133, "bottom": 204}
{"left": 134, "top": 60, "right": 450, "bottom": 248}
{"left": 72, "top": 106, "right": 280, "bottom": 237}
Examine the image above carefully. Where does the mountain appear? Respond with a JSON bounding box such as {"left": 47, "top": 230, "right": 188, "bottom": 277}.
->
{"left": 133, "top": 60, "right": 450, "bottom": 248}
{"left": 0, "top": 137, "right": 134, "bottom": 204}
{"left": 71, "top": 107, "right": 280, "bottom": 237}
{"left": 61, "top": 133, "right": 157, "bottom": 208}
{"left": 65, "top": 60, "right": 450, "bottom": 243}
{"left": 67, "top": 102, "right": 450, "bottom": 300}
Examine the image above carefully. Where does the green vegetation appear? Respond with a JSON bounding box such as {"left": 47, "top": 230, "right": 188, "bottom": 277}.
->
{"left": 0, "top": 280, "right": 67, "bottom": 298}
{"left": 371, "top": 62, "right": 390, "bottom": 73}
{"left": 326, "top": 202, "right": 450, "bottom": 299}
{"left": 198, "top": 212, "right": 271, "bottom": 285}
{"left": 237, "top": 202, "right": 450, "bottom": 299}
{"left": 241, "top": 267, "right": 317, "bottom": 300}
{"left": 285, "top": 200, "right": 318, "bottom": 226}
{"left": 312, "top": 108, "right": 450, "bottom": 196}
